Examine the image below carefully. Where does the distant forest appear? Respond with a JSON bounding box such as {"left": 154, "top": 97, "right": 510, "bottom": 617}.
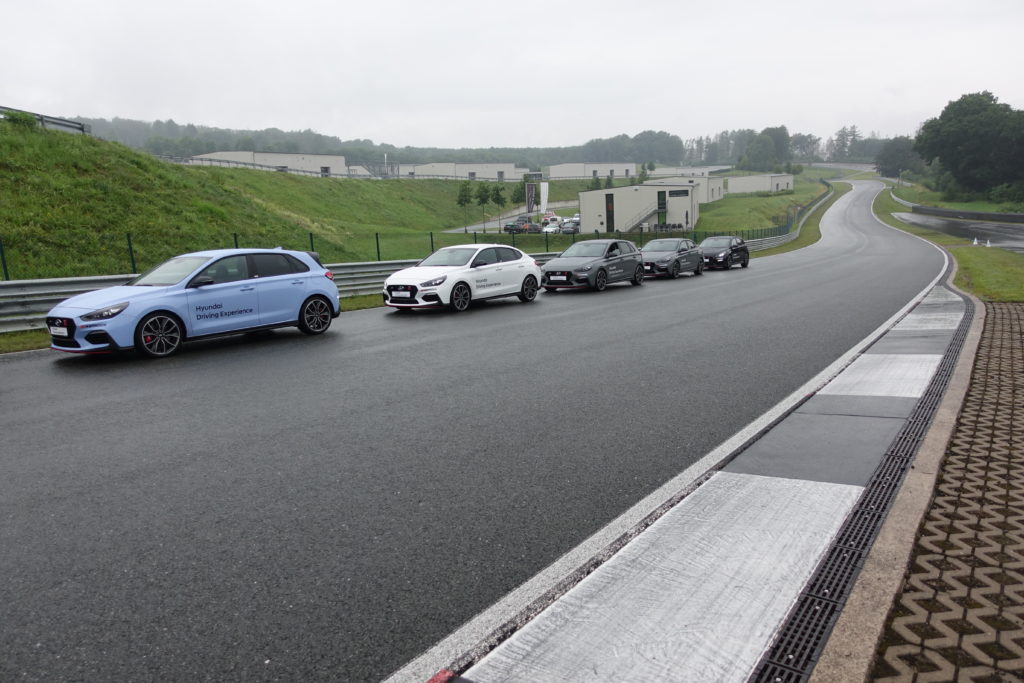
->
{"left": 75, "top": 116, "right": 885, "bottom": 169}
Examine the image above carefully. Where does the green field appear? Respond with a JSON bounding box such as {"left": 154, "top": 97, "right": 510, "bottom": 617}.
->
{"left": 694, "top": 167, "right": 838, "bottom": 233}
{"left": 890, "top": 185, "right": 1020, "bottom": 214}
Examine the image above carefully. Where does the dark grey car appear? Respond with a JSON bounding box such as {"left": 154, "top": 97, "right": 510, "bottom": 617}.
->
{"left": 641, "top": 238, "right": 704, "bottom": 278}
{"left": 541, "top": 239, "right": 645, "bottom": 292}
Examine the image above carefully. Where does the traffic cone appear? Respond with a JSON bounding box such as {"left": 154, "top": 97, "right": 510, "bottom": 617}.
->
{"left": 973, "top": 237, "right": 978, "bottom": 245}
{"left": 986, "top": 240, "right": 991, "bottom": 247}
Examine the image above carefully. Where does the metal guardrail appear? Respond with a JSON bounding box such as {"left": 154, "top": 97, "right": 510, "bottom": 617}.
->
{"left": 1, "top": 105, "right": 90, "bottom": 135}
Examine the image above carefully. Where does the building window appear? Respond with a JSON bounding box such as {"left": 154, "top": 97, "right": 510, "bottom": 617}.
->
{"left": 469, "top": 172, "right": 477, "bottom": 180}
{"left": 609, "top": 170, "right": 615, "bottom": 177}
{"left": 497, "top": 171, "right": 505, "bottom": 181}
{"left": 625, "top": 169, "right": 630, "bottom": 177}
{"left": 592, "top": 170, "right": 598, "bottom": 177}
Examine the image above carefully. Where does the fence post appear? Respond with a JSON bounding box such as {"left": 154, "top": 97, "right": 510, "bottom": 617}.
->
{"left": 430, "top": 232, "right": 434, "bottom": 252}
{"left": 511, "top": 231, "right": 516, "bottom": 248}
{"left": 0, "top": 237, "right": 8, "bottom": 280}
{"left": 375, "top": 233, "right": 381, "bottom": 261}
{"left": 309, "top": 232, "right": 315, "bottom": 251}
{"left": 473, "top": 232, "right": 477, "bottom": 244}
{"left": 233, "top": 232, "right": 239, "bottom": 248}
{"left": 126, "top": 233, "right": 137, "bottom": 273}
{"left": 544, "top": 232, "right": 548, "bottom": 252}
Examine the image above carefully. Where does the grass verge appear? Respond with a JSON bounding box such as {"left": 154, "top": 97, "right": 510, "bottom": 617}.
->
{"left": 752, "top": 182, "right": 852, "bottom": 259}
{"left": 873, "top": 190, "right": 1024, "bottom": 302}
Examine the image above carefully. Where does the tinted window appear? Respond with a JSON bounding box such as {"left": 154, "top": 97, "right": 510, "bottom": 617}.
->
{"left": 497, "top": 247, "right": 523, "bottom": 263}
{"left": 196, "top": 255, "right": 250, "bottom": 284}
{"left": 620, "top": 242, "right": 636, "bottom": 253}
{"left": 474, "top": 248, "right": 498, "bottom": 266}
{"left": 251, "top": 253, "right": 302, "bottom": 277}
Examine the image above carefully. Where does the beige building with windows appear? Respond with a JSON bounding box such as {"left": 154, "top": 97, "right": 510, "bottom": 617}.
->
{"left": 578, "top": 182, "right": 701, "bottom": 233}
{"left": 725, "top": 173, "right": 794, "bottom": 194}
{"left": 191, "top": 151, "right": 347, "bottom": 176}
{"left": 548, "top": 163, "right": 637, "bottom": 180}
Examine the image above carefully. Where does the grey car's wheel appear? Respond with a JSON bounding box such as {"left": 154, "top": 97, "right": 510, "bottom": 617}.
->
{"left": 668, "top": 261, "right": 680, "bottom": 279}
{"left": 449, "top": 282, "right": 471, "bottom": 312}
{"left": 631, "top": 264, "right": 645, "bottom": 286}
{"left": 135, "top": 312, "right": 183, "bottom": 358}
{"left": 518, "top": 275, "right": 538, "bottom": 303}
{"left": 592, "top": 269, "right": 608, "bottom": 292}
{"left": 695, "top": 260, "right": 704, "bottom": 275}
{"left": 741, "top": 255, "right": 750, "bottom": 268}
{"left": 298, "top": 296, "right": 333, "bottom": 334}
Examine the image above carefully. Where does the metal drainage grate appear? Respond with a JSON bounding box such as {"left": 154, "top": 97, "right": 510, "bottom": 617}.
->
{"left": 749, "top": 285, "right": 976, "bottom": 683}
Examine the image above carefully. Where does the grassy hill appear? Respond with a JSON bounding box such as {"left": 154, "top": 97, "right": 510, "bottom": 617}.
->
{"left": 0, "top": 123, "right": 597, "bottom": 279}
{"left": 1, "top": 121, "right": 833, "bottom": 280}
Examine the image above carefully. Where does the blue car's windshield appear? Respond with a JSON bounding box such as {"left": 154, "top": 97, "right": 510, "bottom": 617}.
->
{"left": 130, "top": 256, "right": 210, "bottom": 286}
{"left": 560, "top": 243, "right": 609, "bottom": 258}
{"left": 419, "top": 248, "right": 476, "bottom": 267}
{"left": 643, "top": 240, "right": 681, "bottom": 251}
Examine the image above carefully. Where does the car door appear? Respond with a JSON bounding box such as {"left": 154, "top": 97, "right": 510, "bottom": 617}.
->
{"left": 617, "top": 241, "right": 641, "bottom": 280}
{"left": 469, "top": 247, "right": 502, "bottom": 297}
{"left": 250, "top": 253, "right": 310, "bottom": 325}
{"left": 604, "top": 242, "right": 626, "bottom": 281}
{"left": 680, "top": 240, "right": 699, "bottom": 270}
{"left": 186, "top": 254, "right": 260, "bottom": 335}
{"left": 496, "top": 247, "right": 528, "bottom": 295}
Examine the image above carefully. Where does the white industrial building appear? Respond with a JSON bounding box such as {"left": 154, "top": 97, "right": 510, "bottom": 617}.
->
{"left": 548, "top": 163, "right": 637, "bottom": 180}
{"left": 648, "top": 165, "right": 730, "bottom": 177}
{"left": 644, "top": 176, "right": 724, "bottom": 204}
{"left": 726, "top": 174, "right": 794, "bottom": 194}
{"left": 405, "top": 163, "right": 526, "bottom": 181}
{"left": 578, "top": 181, "right": 701, "bottom": 233}
{"left": 191, "top": 151, "right": 347, "bottom": 176}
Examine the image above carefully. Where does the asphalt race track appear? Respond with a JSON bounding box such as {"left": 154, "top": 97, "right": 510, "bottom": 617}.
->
{"left": 0, "top": 181, "right": 945, "bottom": 681}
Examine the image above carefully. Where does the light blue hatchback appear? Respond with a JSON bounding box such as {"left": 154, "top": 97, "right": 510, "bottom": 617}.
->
{"left": 46, "top": 248, "right": 341, "bottom": 357}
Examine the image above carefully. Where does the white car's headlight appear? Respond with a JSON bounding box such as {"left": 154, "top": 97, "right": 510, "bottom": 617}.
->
{"left": 81, "top": 302, "right": 129, "bottom": 321}
{"left": 420, "top": 275, "right": 447, "bottom": 287}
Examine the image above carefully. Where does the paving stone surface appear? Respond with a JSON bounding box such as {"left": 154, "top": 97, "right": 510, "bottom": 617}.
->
{"left": 872, "top": 303, "right": 1024, "bottom": 681}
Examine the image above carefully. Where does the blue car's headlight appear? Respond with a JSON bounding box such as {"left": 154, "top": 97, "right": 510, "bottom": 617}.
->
{"left": 420, "top": 275, "right": 447, "bottom": 287}
{"left": 81, "top": 302, "right": 129, "bottom": 321}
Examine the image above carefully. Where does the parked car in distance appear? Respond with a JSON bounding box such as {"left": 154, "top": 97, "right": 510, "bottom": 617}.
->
{"left": 503, "top": 223, "right": 526, "bottom": 234}
{"left": 699, "top": 236, "right": 750, "bottom": 269}
{"left": 542, "top": 223, "right": 562, "bottom": 234}
{"left": 525, "top": 223, "right": 543, "bottom": 233}
{"left": 383, "top": 244, "right": 542, "bottom": 312}
{"left": 541, "top": 239, "right": 645, "bottom": 292}
{"left": 560, "top": 221, "right": 580, "bottom": 234}
{"left": 46, "top": 248, "right": 340, "bottom": 358}
{"left": 641, "top": 238, "right": 704, "bottom": 278}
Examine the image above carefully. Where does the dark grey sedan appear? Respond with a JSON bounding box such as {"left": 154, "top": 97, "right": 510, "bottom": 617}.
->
{"left": 541, "top": 239, "right": 645, "bottom": 292}
{"left": 641, "top": 238, "right": 704, "bottom": 278}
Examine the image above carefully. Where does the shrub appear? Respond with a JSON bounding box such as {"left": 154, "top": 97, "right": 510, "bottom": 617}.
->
{"left": 2, "top": 110, "right": 38, "bottom": 129}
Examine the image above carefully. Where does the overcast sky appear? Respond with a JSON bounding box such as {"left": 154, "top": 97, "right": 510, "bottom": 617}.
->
{"left": 3, "top": 0, "right": 1022, "bottom": 150}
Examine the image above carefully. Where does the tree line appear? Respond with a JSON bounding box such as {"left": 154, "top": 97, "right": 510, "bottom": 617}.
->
{"left": 874, "top": 91, "right": 1024, "bottom": 207}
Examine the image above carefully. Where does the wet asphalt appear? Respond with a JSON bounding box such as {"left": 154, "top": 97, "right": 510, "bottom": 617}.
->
{"left": 0, "top": 181, "right": 945, "bottom": 681}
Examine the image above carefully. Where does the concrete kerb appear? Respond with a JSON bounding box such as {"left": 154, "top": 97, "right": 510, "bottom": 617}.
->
{"left": 809, "top": 227, "right": 987, "bottom": 681}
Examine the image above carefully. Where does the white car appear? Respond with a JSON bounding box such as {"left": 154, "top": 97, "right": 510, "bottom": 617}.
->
{"left": 383, "top": 244, "right": 543, "bottom": 312}
{"left": 542, "top": 223, "right": 561, "bottom": 234}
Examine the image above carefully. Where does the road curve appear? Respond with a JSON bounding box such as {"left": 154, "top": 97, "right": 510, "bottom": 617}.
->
{"left": 0, "top": 181, "right": 944, "bottom": 682}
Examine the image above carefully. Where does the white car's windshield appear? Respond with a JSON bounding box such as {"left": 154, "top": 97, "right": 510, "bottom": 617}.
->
{"left": 130, "top": 256, "right": 210, "bottom": 286}
{"left": 560, "top": 243, "right": 609, "bottom": 258}
{"left": 419, "top": 248, "right": 476, "bottom": 267}
{"left": 643, "top": 240, "right": 681, "bottom": 251}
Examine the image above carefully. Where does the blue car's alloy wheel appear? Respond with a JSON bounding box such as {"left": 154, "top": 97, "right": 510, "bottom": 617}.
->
{"left": 135, "top": 313, "right": 183, "bottom": 358}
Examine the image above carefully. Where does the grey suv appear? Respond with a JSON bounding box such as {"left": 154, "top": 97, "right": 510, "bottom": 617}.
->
{"left": 541, "top": 239, "right": 645, "bottom": 291}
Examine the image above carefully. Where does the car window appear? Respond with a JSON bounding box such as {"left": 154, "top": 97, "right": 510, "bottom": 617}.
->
{"left": 606, "top": 243, "right": 620, "bottom": 257}
{"left": 251, "top": 253, "right": 305, "bottom": 277}
{"left": 474, "top": 248, "right": 498, "bottom": 266}
{"left": 497, "top": 247, "right": 522, "bottom": 263}
{"left": 620, "top": 242, "right": 636, "bottom": 253}
{"left": 197, "top": 255, "right": 249, "bottom": 284}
